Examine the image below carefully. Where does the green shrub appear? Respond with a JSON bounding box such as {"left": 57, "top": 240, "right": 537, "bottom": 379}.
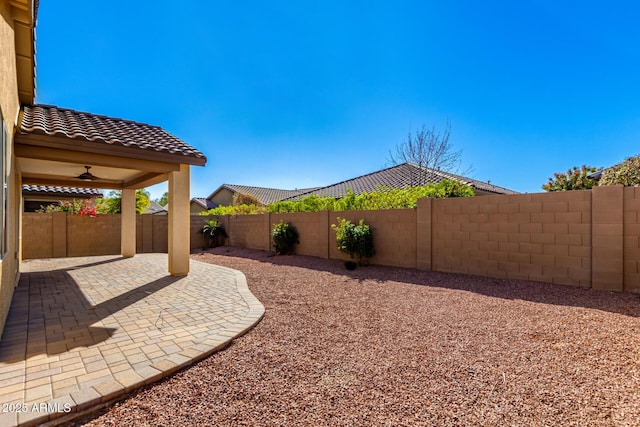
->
{"left": 268, "top": 180, "right": 474, "bottom": 214}
{"left": 542, "top": 165, "right": 598, "bottom": 191}
{"left": 201, "top": 204, "right": 267, "bottom": 216}
{"left": 272, "top": 221, "right": 299, "bottom": 255}
{"left": 599, "top": 155, "right": 640, "bottom": 187}
{"left": 201, "top": 219, "right": 227, "bottom": 248}
{"left": 331, "top": 218, "right": 375, "bottom": 266}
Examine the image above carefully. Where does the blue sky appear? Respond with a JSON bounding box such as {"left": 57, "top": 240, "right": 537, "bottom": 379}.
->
{"left": 35, "top": 1, "right": 640, "bottom": 200}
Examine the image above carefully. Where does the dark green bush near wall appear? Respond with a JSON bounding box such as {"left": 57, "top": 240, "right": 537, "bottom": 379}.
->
{"left": 272, "top": 221, "right": 299, "bottom": 255}
{"left": 331, "top": 218, "right": 375, "bottom": 266}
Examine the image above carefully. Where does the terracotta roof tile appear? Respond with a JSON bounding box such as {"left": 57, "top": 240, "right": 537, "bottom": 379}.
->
{"left": 21, "top": 185, "right": 103, "bottom": 197}
{"left": 19, "top": 104, "right": 206, "bottom": 164}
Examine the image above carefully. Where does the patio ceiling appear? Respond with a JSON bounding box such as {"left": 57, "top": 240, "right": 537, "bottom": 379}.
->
{"left": 16, "top": 104, "right": 206, "bottom": 190}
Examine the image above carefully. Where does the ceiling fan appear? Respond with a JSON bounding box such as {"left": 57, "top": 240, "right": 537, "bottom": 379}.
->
{"left": 76, "top": 165, "right": 99, "bottom": 181}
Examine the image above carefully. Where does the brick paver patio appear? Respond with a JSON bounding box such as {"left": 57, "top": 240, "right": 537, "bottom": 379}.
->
{"left": 0, "top": 254, "right": 264, "bottom": 427}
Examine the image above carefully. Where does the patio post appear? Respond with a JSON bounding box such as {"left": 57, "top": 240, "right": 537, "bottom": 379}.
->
{"left": 168, "top": 164, "right": 190, "bottom": 276}
{"left": 121, "top": 188, "right": 136, "bottom": 257}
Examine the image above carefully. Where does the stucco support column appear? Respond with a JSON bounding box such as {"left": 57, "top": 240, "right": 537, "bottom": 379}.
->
{"left": 168, "top": 164, "right": 190, "bottom": 276}
{"left": 121, "top": 188, "right": 136, "bottom": 258}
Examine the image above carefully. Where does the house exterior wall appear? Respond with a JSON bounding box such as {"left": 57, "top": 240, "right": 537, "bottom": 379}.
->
{"left": 210, "top": 188, "right": 234, "bottom": 207}
{"left": 0, "top": 1, "right": 24, "bottom": 339}
{"left": 190, "top": 203, "right": 206, "bottom": 214}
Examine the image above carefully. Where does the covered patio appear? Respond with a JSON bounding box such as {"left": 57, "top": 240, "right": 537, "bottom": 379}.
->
{"left": 16, "top": 104, "right": 205, "bottom": 275}
{"left": 0, "top": 254, "right": 264, "bottom": 426}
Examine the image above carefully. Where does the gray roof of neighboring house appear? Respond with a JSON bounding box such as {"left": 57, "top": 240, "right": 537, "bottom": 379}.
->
{"left": 190, "top": 197, "right": 218, "bottom": 210}
{"left": 19, "top": 104, "right": 206, "bottom": 165}
{"left": 145, "top": 201, "right": 168, "bottom": 215}
{"left": 22, "top": 185, "right": 103, "bottom": 198}
{"left": 206, "top": 184, "right": 321, "bottom": 205}
{"left": 284, "top": 162, "right": 518, "bottom": 200}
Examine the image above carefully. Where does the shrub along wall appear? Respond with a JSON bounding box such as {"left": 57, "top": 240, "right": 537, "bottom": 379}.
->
{"left": 21, "top": 185, "right": 640, "bottom": 292}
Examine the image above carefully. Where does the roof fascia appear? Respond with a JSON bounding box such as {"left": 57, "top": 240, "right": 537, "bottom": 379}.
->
{"left": 15, "top": 142, "right": 181, "bottom": 172}
{"left": 15, "top": 132, "right": 205, "bottom": 166}
{"left": 10, "top": 0, "right": 36, "bottom": 104}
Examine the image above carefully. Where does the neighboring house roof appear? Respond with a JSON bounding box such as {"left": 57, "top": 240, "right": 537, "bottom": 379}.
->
{"left": 284, "top": 163, "right": 518, "bottom": 200}
{"left": 145, "top": 201, "right": 168, "bottom": 215}
{"left": 191, "top": 197, "right": 218, "bottom": 210}
{"left": 206, "top": 184, "right": 320, "bottom": 205}
{"left": 588, "top": 170, "right": 604, "bottom": 180}
{"left": 19, "top": 104, "right": 206, "bottom": 166}
{"left": 21, "top": 185, "right": 102, "bottom": 198}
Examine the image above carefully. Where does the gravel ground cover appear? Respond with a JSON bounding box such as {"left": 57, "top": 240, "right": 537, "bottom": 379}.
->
{"left": 79, "top": 247, "right": 640, "bottom": 426}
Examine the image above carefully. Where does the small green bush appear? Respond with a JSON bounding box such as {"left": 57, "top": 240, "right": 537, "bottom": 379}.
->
{"left": 331, "top": 218, "right": 375, "bottom": 266}
{"left": 272, "top": 221, "right": 299, "bottom": 255}
{"left": 201, "top": 219, "right": 227, "bottom": 248}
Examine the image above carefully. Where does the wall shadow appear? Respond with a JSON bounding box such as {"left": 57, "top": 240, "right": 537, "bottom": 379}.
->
{"left": 0, "top": 259, "right": 180, "bottom": 363}
{"left": 200, "top": 246, "right": 640, "bottom": 318}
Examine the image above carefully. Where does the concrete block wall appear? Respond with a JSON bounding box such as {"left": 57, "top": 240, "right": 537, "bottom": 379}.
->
{"left": 430, "top": 191, "right": 592, "bottom": 286}
{"left": 592, "top": 186, "right": 623, "bottom": 291}
{"left": 227, "top": 214, "right": 270, "bottom": 251}
{"left": 272, "top": 212, "right": 330, "bottom": 258}
{"left": 20, "top": 186, "right": 639, "bottom": 292}
{"left": 66, "top": 214, "right": 120, "bottom": 257}
{"left": 22, "top": 213, "right": 54, "bottom": 259}
{"left": 623, "top": 187, "right": 640, "bottom": 292}
{"left": 328, "top": 209, "right": 418, "bottom": 268}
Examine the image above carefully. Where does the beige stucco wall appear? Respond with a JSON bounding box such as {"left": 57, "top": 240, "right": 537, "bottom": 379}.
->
{"left": 190, "top": 203, "right": 206, "bottom": 214}
{"left": 0, "top": 3, "right": 20, "bottom": 125}
{"left": 0, "top": 1, "right": 23, "bottom": 339}
{"left": 210, "top": 188, "right": 234, "bottom": 207}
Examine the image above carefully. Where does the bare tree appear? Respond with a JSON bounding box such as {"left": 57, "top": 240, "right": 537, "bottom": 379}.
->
{"left": 388, "top": 119, "right": 466, "bottom": 186}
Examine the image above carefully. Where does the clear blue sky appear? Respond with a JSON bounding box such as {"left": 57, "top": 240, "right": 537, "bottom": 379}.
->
{"left": 34, "top": 1, "right": 640, "bottom": 200}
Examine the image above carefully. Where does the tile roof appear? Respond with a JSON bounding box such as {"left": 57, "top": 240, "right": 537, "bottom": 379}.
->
{"left": 145, "top": 201, "right": 168, "bottom": 215}
{"left": 209, "top": 184, "right": 321, "bottom": 205}
{"left": 190, "top": 197, "right": 218, "bottom": 210}
{"left": 19, "top": 104, "right": 206, "bottom": 165}
{"left": 21, "top": 185, "right": 103, "bottom": 197}
{"left": 284, "top": 162, "right": 518, "bottom": 200}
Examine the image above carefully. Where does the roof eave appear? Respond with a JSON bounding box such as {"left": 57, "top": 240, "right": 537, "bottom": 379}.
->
{"left": 16, "top": 130, "right": 207, "bottom": 167}
{"left": 10, "top": 0, "right": 37, "bottom": 104}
